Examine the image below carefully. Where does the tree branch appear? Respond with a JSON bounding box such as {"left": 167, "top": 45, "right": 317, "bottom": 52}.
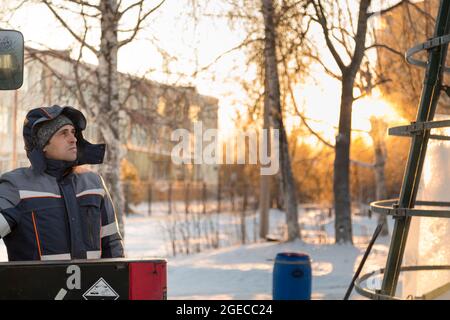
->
{"left": 191, "top": 37, "right": 263, "bottom": 78}
{"left": 365, "top": 43, "right": 404, "bottom": 59}
{"left": 408, "top": 1, "right": 435, "bottom": 22}
{"left": 303, "top": 50, "right": 342, "bottom": 81}
{"left": 25, "top": 48, "right": 87, "bottom": 105}
{"left": 312, "top": 0, "right": 346, "bottom": 72}
{"left": 72, "top": 6, "right": 94, "bottom": 117}
{"left": 118, "top": 0, "right": 143, "bottom": 17}
{"left": 353, "top": 78, "right": 392, "bottom": 101}
{"left": 66, "top": 0, "right": 100, "bottom": 10}
{"left": 348, "top": 0, "right": 370, "bottom": 75}
{"left": 279, "top": 35, "right": 336, "bottom": 149}
{"left": 350, "top": 159, "right": 374, "bottom": 168}
{"left": 118, "top": 0, "right": 166, "bottom": 48}
{"left": 367, "top": 0, "right": 409, "bottom": 18}
{"left": 42, "top": 0, "right": 99, "bottom": 56}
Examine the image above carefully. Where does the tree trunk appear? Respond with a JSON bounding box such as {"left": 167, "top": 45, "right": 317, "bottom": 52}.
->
{"left": 332, "top": 0, "right": 371, "bottom": 244}
{"left": 202, "top": 182, "right": 207, "bottom": 214}
{"left": 168, "top": 182, "right": 172, "bottom": 214}
{"left": 333, "top": 78, "right": 354, "bottom": 244}
{"left": 97, "top": 0, "right": 125, "bottom": 237}
{"left": 241, "top": 183, "right": 248, "bottom": 244}
{"left": 217, "top": 173, "right": 221, "bottom": 213}
{"left": 147, "top": 182, "right": 152, "bottom": 216}
{"left": 185, "top": 182, "right": 190, "bottom": 215}
{"left": 370, "top": 117, "right": 389, "bottom": 236}
{"left": 279, "top": 126, "right": 300, "bottom": 241}
{"left": 259, "top": 175, "right": 270, "bottom": 238}
{"left": 262, "top": 0, "right": 300, "bottom": 241}
{"left": 259, "top": 106, "right": 271, "bottom": 238}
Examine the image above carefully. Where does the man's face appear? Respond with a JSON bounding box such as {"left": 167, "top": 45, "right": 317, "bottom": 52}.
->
{"left": 42, "top": 124, "right": 78, "bottom": 161}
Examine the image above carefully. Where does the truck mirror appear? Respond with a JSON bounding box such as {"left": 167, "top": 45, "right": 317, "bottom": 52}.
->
{"left": 0, "top": 30, "right": 24, "bottom": 90}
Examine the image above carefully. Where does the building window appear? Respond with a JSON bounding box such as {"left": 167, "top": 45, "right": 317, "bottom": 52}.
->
{"left": 130, "top": 125, "right": 148, "bottom": 147}
{"left": 157, "top": 97, "right": 166, "bottom": 116}
{"left": 189, "top": 104, "right": 200, "bottom": 122}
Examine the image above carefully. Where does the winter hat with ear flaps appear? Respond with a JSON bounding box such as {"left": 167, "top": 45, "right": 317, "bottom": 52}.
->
{"left": 23, "top": 105, "right": 106, "bottom": 173}
{"left": 35, "top": 114, "right": 74, "bottom": 149}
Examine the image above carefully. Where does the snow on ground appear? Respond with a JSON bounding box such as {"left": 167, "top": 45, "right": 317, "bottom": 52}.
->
{"left": 123, "top": 204, "right": 393, "bottom": 300}
{"left": 0, "top": 204, "right": 393, "bottom": 300}
{"left": 165, "top": 240, "right": 358, "bottom": 299}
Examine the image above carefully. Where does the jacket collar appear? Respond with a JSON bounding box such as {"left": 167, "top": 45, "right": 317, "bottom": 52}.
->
{"left": 45, "top": 158, "right": 76, "bottom": 181}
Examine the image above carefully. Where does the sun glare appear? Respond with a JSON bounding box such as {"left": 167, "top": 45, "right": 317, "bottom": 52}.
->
{"left": 291, "top": 79, "right": 404, "bottom": 147}
{"left": 352, "top": 90, "right": 404, "bottom": 133}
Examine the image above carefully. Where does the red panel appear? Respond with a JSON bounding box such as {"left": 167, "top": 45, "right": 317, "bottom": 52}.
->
{"left": 129, "top": 261, "right": 167, "bottom": 300}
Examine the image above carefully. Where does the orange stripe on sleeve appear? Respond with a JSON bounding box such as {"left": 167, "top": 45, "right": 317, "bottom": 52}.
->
{"left": 31, "top": 212, "right": 42, "bottom": 259}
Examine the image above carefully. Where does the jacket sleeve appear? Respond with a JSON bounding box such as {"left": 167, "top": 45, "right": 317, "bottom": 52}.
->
{"left": 0, "top": 176, "right": 21, "bottom": 239}
{"left": 99, "top": 176, "right": 125, "bottom": 258}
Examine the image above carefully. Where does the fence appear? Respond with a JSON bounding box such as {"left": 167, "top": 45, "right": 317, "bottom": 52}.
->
{"left": 123, "top": 180, "right": 259, "bottom": 217}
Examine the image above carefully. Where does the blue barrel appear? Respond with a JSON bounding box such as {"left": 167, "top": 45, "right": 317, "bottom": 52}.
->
{"left": 272, "top": 252, "right": 312, "bottom": 300}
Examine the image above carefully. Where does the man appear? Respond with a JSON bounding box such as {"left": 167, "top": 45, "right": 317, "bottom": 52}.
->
{"left": 0, "top": 105, "right": 124, "bottom": 261}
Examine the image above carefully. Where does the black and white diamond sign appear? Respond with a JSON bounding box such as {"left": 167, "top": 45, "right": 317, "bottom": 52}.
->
{"left": 83, "top": 277, "right": 119, "bottom": 300}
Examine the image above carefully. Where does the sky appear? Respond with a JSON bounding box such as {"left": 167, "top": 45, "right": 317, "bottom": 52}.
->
{"left": 4, "top": 0, "right": 407, "bottom": 146}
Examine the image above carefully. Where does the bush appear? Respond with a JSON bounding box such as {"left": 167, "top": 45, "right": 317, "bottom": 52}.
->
{"left": 120, "top": 159, "right": 145, "bottom": 205}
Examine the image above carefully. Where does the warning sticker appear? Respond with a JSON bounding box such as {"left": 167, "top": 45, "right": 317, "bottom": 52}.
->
{"left": 83, "top": 278, "right": 119, "bottom": 300}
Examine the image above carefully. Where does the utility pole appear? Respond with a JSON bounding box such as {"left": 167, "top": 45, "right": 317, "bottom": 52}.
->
{"left": 11, "top": 89, "right": 18, "bottom": 169}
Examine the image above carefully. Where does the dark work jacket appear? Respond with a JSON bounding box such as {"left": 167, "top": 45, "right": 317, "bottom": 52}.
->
{"left": 0, "top": 160, "right": 124, "bottom": 261}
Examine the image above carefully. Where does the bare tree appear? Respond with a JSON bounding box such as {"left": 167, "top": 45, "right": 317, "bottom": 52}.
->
{"left": 184, "top": 0, "right": 311, "bottom": 241}
{"left": 262, "top": 0, "right": 300, "bottom": 241}
{"left": 259, "top": 80, "right": 271, "bottom": 239}
{"left": 309, "top": 0, "right": 410, "bottom": 244}
{"left": 14, "top": 0, "right": 166, "bottom": 237}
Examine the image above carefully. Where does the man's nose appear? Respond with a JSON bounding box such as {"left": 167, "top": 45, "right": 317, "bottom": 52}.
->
{"left": 69, "top": 133, "right": 77, "bottom": 143}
